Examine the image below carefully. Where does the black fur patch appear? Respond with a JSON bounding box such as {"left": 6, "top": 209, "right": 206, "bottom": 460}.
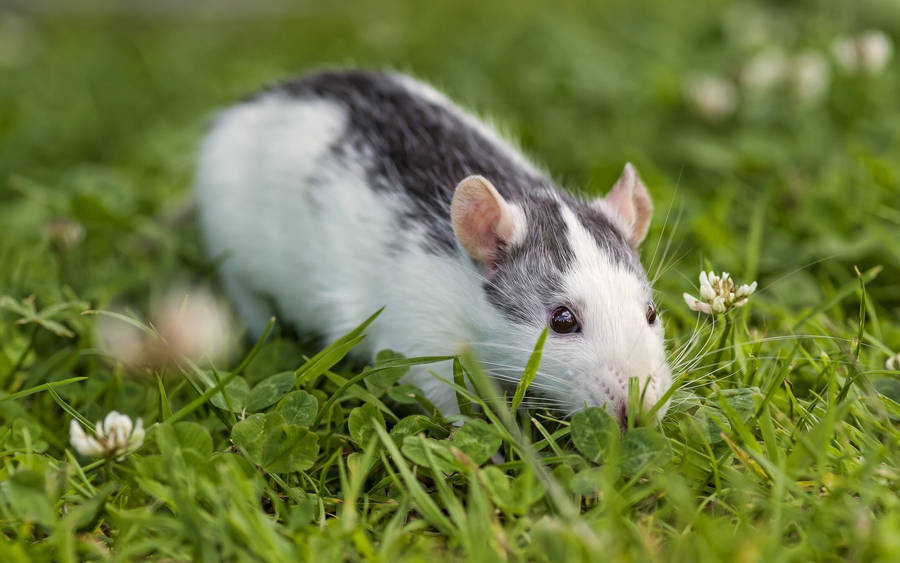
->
{"left": 271, "top": 70, "right": 547, "bottom": 253}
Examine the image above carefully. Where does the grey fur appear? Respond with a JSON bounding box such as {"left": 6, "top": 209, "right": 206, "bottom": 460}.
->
{"left": 484, "top": 194, "right": 571, "bottom": 323}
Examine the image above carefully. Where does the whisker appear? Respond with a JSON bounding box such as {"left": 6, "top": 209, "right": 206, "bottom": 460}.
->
{"left": 647, "top": 173, "right": 685, "bottom": 284}
{"left": 674, "top": 334, "right": 875, "bottom": 373}
{"left": 481, "top": 365, "right": 564, "bottom": 382}
{"left": 756, "top": 253, "right": 844, "bottom": 294}
{"left": 646, "top": 180, "right": 682, "bottom": 280}
{"left": 651, "top": 253, "right": 686, "bottom": 287}
{"left": 482, "top": 365, "right": 568, "bottom": 386}
{"left": 469, "top": 341, "right": 552, "bottom": 355}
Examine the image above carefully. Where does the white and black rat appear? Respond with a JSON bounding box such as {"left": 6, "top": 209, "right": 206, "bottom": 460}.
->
{"left": 195, "top": 70, "right": 671, "bottom": 424}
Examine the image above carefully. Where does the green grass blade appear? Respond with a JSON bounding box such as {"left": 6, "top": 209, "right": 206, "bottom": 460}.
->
{"left": 452, "top": 357, "right": 474, "bottom": 417}
{"left": 372, "top": 424, "right": 456, "bottom": 535}
{"left": 230, "top": 316, "right": 276, "bottom": 375}
{"left": 0, "top": 376, "right": 87, "bottom": 403}
{"left": 46, "top": 385, "right": 94, "bottom": 432}
{"left": 511, "top": 326, "right": 547, "bottom": 413}
{"left": 312, "top": 356, "right": 452, "bottom": 427}
{"left": 294, "top": 307, "right": 384, "bottom": 383}
{"left": 157, "top": 375, "right": 173, "bottom": 420}
{"left": 791, "top": 265, "right": 881, "bottom": 331}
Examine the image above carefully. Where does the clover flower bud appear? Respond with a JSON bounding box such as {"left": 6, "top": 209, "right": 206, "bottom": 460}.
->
{"left": 887, "top": 354, "right": 900, "bottom": 372}
{"left": 789, "top": 51, "right": 830, "bottom": 104}
{"left": 70, "top": 411, "right": 145, "bottom": 460}
{"left": 833, "top": 30, "right": 893, "bottom": 75}
{"left": 152, "top": 288, "right": 231, "bottom": 366}
{"left": 740, "top": 49, "right": 787, "bottom": 91}
{"left": 94, "top": 287, "right": 232, "bottom": 371}
{"left": 44, "top": 217, "right": 85, "bottom": 254}
{"left": 684, "top": 270, "right": 757, "bottom": 316}
{"left": 685, "top": 74, "right": 737, "bottom": 122}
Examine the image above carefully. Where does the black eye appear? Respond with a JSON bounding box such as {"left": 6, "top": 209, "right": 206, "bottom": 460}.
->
{"left": 550, "top": 306, "right": 581, "bottom": 334}
{"left": 646, "top": 303, "right": 658, "bottom": 325}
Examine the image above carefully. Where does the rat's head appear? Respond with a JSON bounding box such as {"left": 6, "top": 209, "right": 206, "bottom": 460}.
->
{"left": 450, "top": 163, "right": 671, "bottom": 425}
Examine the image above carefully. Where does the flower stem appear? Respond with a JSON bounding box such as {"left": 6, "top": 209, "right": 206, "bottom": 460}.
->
{"left": 710, "top": 315, "right": 734, "bottom": 381}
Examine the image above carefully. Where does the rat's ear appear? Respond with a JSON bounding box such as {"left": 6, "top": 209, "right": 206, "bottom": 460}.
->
{"left": 451, "top": 175, "right": 524, "bottom": 265}
{"left": 600, "top": 163, "right": 653, "bottom": 246}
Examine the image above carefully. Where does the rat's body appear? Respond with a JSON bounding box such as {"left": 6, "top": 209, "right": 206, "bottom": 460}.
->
{"left": 196, "top": 70, "right": 671, "bottom": 421}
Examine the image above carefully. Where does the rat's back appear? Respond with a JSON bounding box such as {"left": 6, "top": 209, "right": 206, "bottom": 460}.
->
{"left": 194, "top": 70, "right": 537, "bottom": 348}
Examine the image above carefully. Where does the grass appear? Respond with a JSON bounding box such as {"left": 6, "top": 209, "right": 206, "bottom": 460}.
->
{"left": 1, "top": 1, "right": 899, "bottom": 561}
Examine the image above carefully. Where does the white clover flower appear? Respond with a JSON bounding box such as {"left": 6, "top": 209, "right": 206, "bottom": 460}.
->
{"left": 685, "top": 74, "right": 738, "bottom": 122}
{"left": 832, "top": 30, "right": 894, "bottom": 75}
{"left": 153, "top": 288, "right": 231, "bottom": 365}
{"left": 44, "top": 217, "right": 85, "bottom": 253}
{"left": 789, "top": 51, "right": 830, "bottom": 104}
{"left": 683, "top": 271, "right": 757, "bottom": 316}
{"left": 70, "top": 411, "right": 145, "bottom": 460}
{"left": 887, "top": 353, "right": 900, "bottom": 372}
{"left": 95, "top": 313, "right": 147, "bottom": 367}
{"left": 740, "top": 49, "right": 787, "bottom": 91}
{"left": 857, "top": 30, "right": 893, "bottom": 73}
{"left": 95, "top": 287, "right": 232, "bottom": 370}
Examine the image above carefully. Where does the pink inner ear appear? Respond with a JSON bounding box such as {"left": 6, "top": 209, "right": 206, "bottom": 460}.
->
{"left": 461, "top": 198, "right": 501, "bottom": 262}
{"left": 605, "top": 185, "right": 636, "bottom": 227}
{"left": 451, "top": 174, "right": 517, "bottom": 265}
{"left": 601, "top": 163, "right": 653, "bottom": 246}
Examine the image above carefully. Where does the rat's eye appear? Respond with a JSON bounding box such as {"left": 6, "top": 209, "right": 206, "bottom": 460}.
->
{"left": 646, "top": 303, "right": 658, "bottom": 325}
{"left": 550, "top": 306, "right": 581, "bottom": 334}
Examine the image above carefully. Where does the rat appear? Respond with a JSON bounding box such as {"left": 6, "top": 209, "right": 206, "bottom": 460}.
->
{"left": 195, "top": 69, "right": 671, "bottom": 424}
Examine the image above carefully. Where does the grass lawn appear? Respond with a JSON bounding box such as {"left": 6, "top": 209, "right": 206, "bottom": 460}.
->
{"left": 1, "top": 1, "right": 899, "bottom": 560}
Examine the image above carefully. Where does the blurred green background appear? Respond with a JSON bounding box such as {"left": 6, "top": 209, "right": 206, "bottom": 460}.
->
{"left": 1, "top": 0, "right": 898, "bottom": 327}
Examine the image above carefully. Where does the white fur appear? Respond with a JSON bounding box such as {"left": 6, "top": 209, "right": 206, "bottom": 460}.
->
{"left": 196, "top": 90, "right": 513, "bottom": 413}
{"left": 195, "top": 76, "right": 670, "bottom": 419}
{"left": 505, "top": 204, "right": 528, "bottom": 247}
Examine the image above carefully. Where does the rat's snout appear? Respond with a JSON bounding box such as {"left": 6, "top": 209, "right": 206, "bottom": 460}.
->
{"left": 592, "top": 361, "right": 669, "bottom": 426}
{"left": 580, "top": 364, "right": 631, "bottom": 425}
